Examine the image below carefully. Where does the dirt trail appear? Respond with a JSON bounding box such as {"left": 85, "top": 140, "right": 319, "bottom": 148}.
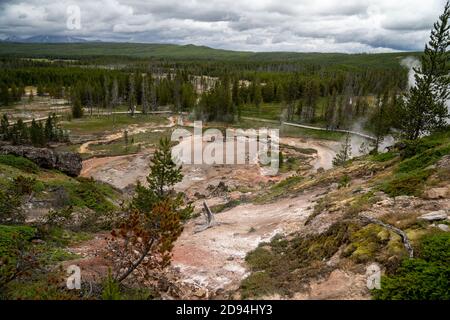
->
{"left": 171, "top": 189, "right": 321, "bottom": 294}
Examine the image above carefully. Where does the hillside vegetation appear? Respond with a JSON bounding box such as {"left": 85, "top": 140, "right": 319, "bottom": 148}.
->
{"left": 241, "top": 128, "right": 450, "bottom": 299}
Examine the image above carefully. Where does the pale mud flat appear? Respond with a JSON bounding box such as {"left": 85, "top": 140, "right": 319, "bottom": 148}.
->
{"left": 280, "top": 137, "right": 340, "bottom": 170}
{"left": 170, "top": 189, "right": 321, "bottom": 295}
{"left": 81, "top": 153, "right": 154, "bottom": 190}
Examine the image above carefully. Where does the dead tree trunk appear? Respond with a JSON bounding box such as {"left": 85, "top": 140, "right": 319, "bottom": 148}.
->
{"left": 203, "top": 201, "right": 215, "bottom": 225}
{"left": 194, "top": 201, "right": 216, "bottom": 233}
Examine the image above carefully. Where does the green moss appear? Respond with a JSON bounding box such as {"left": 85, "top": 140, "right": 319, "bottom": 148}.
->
{"left": 386, "top": 233, "right": 405, "bottom": 256}
{"left": 406, "top": 229, "right": 429, "bottom": 242}
{"left": 347, "top": 224, "right": 386, "bottom": 263}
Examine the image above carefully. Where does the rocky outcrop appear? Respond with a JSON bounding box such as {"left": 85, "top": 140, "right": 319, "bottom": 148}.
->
{"left": 0, "top": 145, "right": 82, "bottom": 176}
{"left": 418, "top": 210, "right": 448, "bottom": 222}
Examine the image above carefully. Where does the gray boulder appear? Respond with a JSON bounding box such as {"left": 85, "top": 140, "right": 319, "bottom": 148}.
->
{"left": 418, "top": 210, "right": 448, "bottom": 222}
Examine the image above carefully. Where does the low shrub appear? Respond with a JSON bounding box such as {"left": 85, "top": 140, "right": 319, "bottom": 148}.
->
{"left": 373, "top": 232, "right": 450, "bottom": 300}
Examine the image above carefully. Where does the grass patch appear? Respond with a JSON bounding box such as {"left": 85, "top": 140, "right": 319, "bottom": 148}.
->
{"left": 0, "top": 155, "right": 39, "bottom": 173}
{"left": 371, "top": 152, "right": 398, "bottom": 162}
{"left": 211, "top": 199, "right": 242, "bottom": 213}
{"left": 379, "top": 170, "right": 432, "bottom": 197}
{"left": 240, "top": 103, "right": 283, "bottom": 121}
{"left": 254, "top": 176, "right": 303, "bottom": 204}
{"left": 397, "top": 145, "right": 450, "bottom": 173}
{"left": 44, "top": 177, "right": 118, "bottom": 214}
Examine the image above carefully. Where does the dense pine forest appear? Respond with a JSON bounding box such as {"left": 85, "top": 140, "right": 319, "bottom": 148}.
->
{"left": 0, "top": 49, "right": 409, "bottom": 136}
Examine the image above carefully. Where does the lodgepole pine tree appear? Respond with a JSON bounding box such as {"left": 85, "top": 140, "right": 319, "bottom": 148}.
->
{"left": 108, "top": 138, "right": 193, "bottom": 283}
{"left": 399, "top": 1, "right": 450, "bottom": 140}
{"left": 142, "top": 74, "right": 149, "bottom": 115}
{"left": 333, "top": 133, "right": 352, "bottom": 166}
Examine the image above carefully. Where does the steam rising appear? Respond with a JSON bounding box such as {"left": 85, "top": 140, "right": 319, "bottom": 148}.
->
{"left": 401, "top": 57, "right": 421, "bottom": 89}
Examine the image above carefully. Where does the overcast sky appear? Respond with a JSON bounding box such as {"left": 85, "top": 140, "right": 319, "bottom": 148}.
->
{"left": 0, "top": 0, "right": 447, "bottom": 53}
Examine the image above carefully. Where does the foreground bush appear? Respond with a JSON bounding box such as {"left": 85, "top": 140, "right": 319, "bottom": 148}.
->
{"left": 373, "top": 233, "right": 450, "bottom": 300}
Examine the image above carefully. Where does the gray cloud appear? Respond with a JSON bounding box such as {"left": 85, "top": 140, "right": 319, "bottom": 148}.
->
{"left": 0, "top": 0, "right": 447, "bottom": 53}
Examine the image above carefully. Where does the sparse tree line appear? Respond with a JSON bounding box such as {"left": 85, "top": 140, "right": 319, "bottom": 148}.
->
{"left": 0, "top": 113, "right": 68, "bottom": 147}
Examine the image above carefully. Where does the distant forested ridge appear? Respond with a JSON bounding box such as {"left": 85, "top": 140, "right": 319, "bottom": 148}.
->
{"left": 0, "top": 42, "right": 414, "bottom": 131}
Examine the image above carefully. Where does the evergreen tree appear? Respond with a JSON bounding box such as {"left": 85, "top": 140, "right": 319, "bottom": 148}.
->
{"left": 29, "top": 119, "right": 44, "bottom": 146}
{"left": 142, "top": 75, "right": 149, "bottom": 114}
{"left": 371, "top": 92, "right": 390, "bottom": 153}
{"left": 232, "top": 79, "right": 241, "bottom": 106}
{"left": 399, "top": 1, "right": 450, "bottom": 140}
{"left": 0, "top": 84, "right": 10, "bottom": 106}
{"left": 132, "top": 137, "right": 192, "bottom": 220}
{"left": 72, "top": 95, "right": 83, "bottom": 119}
{"left": 28, "top": 89, "right": 34, "bottom": 103}
{"left": 10, "top": 84, "right": 18, "bottom": 102}
{"left": 253, "top": 80, "right": 263, "bottom": 113}
{"left": 0, "top": 114, "right": 9, "bottom": 138}
{"left": 111, "top": 78, "right": 119, "bottom": 125}
{"left": 333, "top": 133, "right": 352, "bottom": 166}
{"left": 279, "top": 150, "right": 284, "bottom": 169}
{"left": 134, "top": 137, "right": 183, "bottom": 202}
{"left": 150, "top": 79, "right": 158, "bottom": 112}
{"left": 128, "top": 74, "right": 136, "bottom": 116}
{"left": 109, "top": 137, "right": 193, "bottom": 283}
{"left": 103, "top": 77, "right": 110, "bottom": 111}
{"left": 37, "top": 85, "right": 44, "bottom": 97}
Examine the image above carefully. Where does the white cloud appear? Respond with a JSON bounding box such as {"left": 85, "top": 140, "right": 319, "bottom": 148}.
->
{"left": 0, "top": 0, "right": 446, "bottom": 52}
